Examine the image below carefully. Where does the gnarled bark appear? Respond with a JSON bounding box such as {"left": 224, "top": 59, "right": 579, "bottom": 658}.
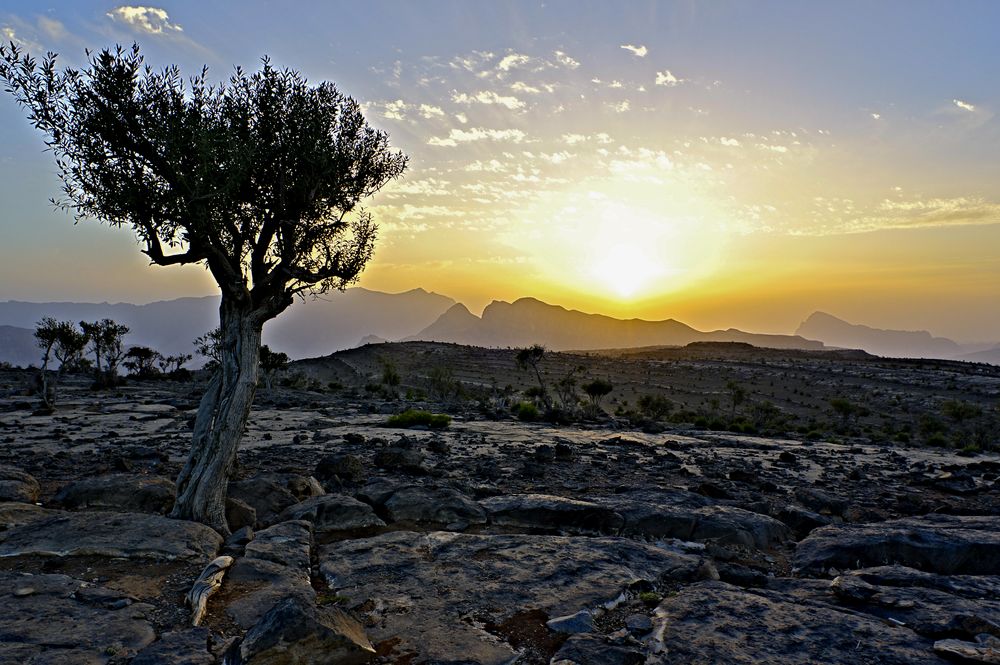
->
{"left": 171, "top": 298, "right": 263, "bottom": 536}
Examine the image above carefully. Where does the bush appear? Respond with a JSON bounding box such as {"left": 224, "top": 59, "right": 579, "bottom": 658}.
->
{"left": 386, "top": 409, "right": 451, "bottom": 429}
{"left": 516, "top": 401, "right": 539, "bottom": 422}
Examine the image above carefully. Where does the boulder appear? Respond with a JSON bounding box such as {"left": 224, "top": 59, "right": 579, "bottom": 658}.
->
{"left": 479, "top": 494, "right": 625, "bottom": 534}
{"left": 0, "top": 465, "right": 40, "bottom": 503}
{"left": 236, "top": 596, "right": 375, "bottom": 665}
{"left": 279, "top": 494, "right": 385, "bottom": 533}
{"left": 0, "top": 571, "right": 156, "bottom": 664}
{"left": 551, "top": 633, "right": 644, "bottom": 665}
{"left": 374, "top": 446, "right": 426, "bottom": 474}
{"left": 315, "top": 454, "right": 365, "bottom": 485}
{"left": 54, "top": 474, "right": 176, "bottom": 514}
{"left": 0, "top": 510, "right": 222, "bottom": 561}
{"left": 794, "top": 514, "right": 1000, "bottom": 575}
{"left": 0, "top": 501, "right": 58, "bottom": 529}
{"left": 226, "top": 497, "right": 257, "bottom": 532}
{"left": 225, "top": 520, "right": 315, "bottom": 629}
{"left": 383, "top": 485, "right": 487, "bottom": 530}
{"left": 650, "top": 581, "right": 942, "bottom": 664}
{"left": 228, "top": 476, "right": 299, "bottom": 528}
{"left": 595, "top": 491, "right": 789, "bottom": 549}
{"left": 319, "top": 531, "right": 699, "bottom": 664}
{"left": 131, "top": 628, "right": 216, "bottom": 665}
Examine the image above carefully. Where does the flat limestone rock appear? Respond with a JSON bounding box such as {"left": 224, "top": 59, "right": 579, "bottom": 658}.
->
{"left": 650, "top": 580, "right": 942, "bottom": 664}
{"left": 794, "top": 514, "right": 1000, "bottom": 575}
{"left": 0, "top": 501, "right": 58, "bottom": 528}
{"left": 225, "top": 520, "right": 315, "bottom": 629}
{"left": 319, "top": 530, "right": 700, "bottom": 665}
{"left": 383, "top": 484, "right": 486, "bottom": 530}
{"left": 0, "top": 464, "right": 40, "bottom": 503}
{"left": 131, "top": 628, "right": 216, "bottom": 665}
{"left": 279, "top": 494, "right": 386, "bottom": 532}
{"left": 0, "top": 571, "right": 156, "bottom": 664}
{"left": 54, "top": 473, "right": 176, "bottom": 514}
{"left": 0, "top": 510, "right": 222, "bottom": 561}
{"left": 479, "top": 493, "right": 625, "bottom": 534}
{"left": 595, "top": 491, "right": 789, "bottom": 549}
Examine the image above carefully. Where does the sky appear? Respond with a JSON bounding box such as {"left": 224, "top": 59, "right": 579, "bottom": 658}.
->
{"left": 2, "top": 1, "right": 999, "bottom": 341}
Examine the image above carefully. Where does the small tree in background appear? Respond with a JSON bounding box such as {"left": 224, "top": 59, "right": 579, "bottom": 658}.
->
{"left": 33, "top": 318, "right": 87, "bottom": 409}
{"left": 80, "top": 318, "right": 130, "bottom": 387}
{"left": 194, "top": 328, "right": 224, "bottom": 369}
{"left": 726, "top": 380, "right": 747, "bottom": 418}
{"left": 258, "top": 345, "right": 289, "bottom": 391}
{"left": 516, "top": 344, "right": 551, "bottom": 411}
{"left": 123, "top": 346, "right": 162, "bottom": 378}
{"left": 582, "top": 378, "right": 614, "bottom": 415}
{"left": 1, "top": 44, "right": 406, "bottom": 533}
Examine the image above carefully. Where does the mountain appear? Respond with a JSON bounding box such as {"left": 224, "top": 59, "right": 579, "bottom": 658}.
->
{"left": 0, "top": 325, "right": 38, "bottom": 368}
{"left": 796, "top": 311, "right": 962, "bottom": 359}
{"left": 0, "top": 288, "right": 454, "bottom": 365}
{"left": 408, "top": 297, "right": 826, "bottom": 351}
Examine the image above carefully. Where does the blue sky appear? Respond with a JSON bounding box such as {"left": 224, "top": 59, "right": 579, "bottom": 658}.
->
{"left": 2, "top": 2, "right": 999, "bottom": 338}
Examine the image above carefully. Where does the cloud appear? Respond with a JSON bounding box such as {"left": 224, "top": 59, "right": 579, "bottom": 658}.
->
{"left": 428, "top": 127, "right": 527, "bottom": 147}
{"left": 497, "top": 53, "right": 531, "bottom": 71}
{"left": 382, "top": 100, "right": 409, "bottom": 120}
{"left": 36, "top": 17, "right": 68, "bottom": 41}
{"left": 554, "top": 51, "right": 580, "bottom": 69}
{"left": 871, "top": 112, "right": 881, "bottom": 120}
{"left": 418, "top": 104, "right": 445, "bottom": 119}
{"left": 620, "top": 44, "right": 648, "bottom": 57}
{"left": 610, "top": 100, "right": 631, "bottom": 113}
{"left": 107, "top": 6, "right": 183, "bottom": 34}
{"left": 719, "top": 137, "right": 741, "bottom": 147}
{"left": 953, "top": 98, "right": 976, "bottom": 112}
{"left": 654, "top": 70, "right": 684, "bottom": 87}
{"left": 452, "top": 90, "right": 525, "bottom": 110}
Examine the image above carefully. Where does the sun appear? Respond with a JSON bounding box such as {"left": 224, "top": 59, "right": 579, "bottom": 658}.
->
{"left": 588, "top": 241, "right": 671, "bottom": 298}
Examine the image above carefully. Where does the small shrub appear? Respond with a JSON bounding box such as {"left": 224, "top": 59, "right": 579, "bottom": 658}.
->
{"left": 386, "top": 409, "right": 451, "bottom": 429}
{"left": 517, "top": 401, "right": 539, "bottom": 422}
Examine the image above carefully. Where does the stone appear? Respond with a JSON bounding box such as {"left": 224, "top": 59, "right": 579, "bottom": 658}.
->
{"left": 279, "top": 494, "right": 386, "bottom": 532}
{"left": 0, "top": 571, "right": 156, "bottom": 664}
{"left": 225, "top": 520, "right": 315, "bottom": 629}
{"left": 228, "top": 475, "right": 299, "bottom": 528}
{"left": 551, "top": 633, "right": 644, "bottom": 665}
{"left": 226, "top": 497, "right": 257, "bottom": 532}
{"left": 595, "top": 491, "right": 789, "bottom": 549}
{"left": 773, "top": 503, "right": 833, "bottom": 538}
{"left": 373, "top": 446, "right": 426, "bottom": 473}
{"left": 794, "top": 486, "right": 849, "bottom": 516}
{"left": 479, "top": 494, "right": 625, "bottom": 534}
{"left": 315, "top": 453, "right": 365, "bottom": 484}
{"left": 794, "top": 514, "right": 1000, "bottom": 575}
{"left": 54, "top": 473, "right": 176, "bottom": 514}
{"left": 650, "top": 581, "right": 941, "bottom": 664}
{"left": 383, "top": 484, "right": 486, "bottom": 530}
{"left": 354, "top": 478, "right": 398, "bottom": 508}
{"left": 624, "top": 613, "right": 652, "bottom": 635}
{"left": 131, "top": 628, "right": 215, "bottom": 665}
{"left": 546, "top": 609, "right": 595, "bottom": 634}
{"left": 319, "top": 531, "right": 699, "bottom": 664}
{"left": 0, "top": 501, "right": 58, "bottom": 529}
{"left": 237, "top": 596, "right": 375, "bottom": 665}
{"left": 0, "top": 464, "right": 40, "bottom": 503}
{"left": 0, "top": 510, "right": 222, "bottom": 561}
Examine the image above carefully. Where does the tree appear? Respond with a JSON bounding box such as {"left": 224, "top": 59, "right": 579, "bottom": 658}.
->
{"left": 123, "top": 346, "right": 162, "bottom": 378}
{"left": 515, "top": 344, "right": 551, "bottom": 410}
{"left": 582, "top": 378, "right": 614, "bottom": 412}
{"left": 193, "top": 328, "right": 224, "bottom": 368}
{"left": 1, "top": 44, "right": 407, "bottom": 533}
{"left": 33, "top": 318, "right": 87, "bottom": 409}
{"left": 80, "top": 318, "right": 130, "bottom": 387}
{"left": 725, "top": 380, "right": 746, "bottom": 418}
{"left": 258, "top": 345, "right": 288, "bottom": 391}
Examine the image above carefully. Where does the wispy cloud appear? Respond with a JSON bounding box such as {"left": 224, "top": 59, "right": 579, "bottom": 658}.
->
{"left": 452, "top": 90, "right": 525, "bottom": 110}
{"left": 554, "top": 51, "right": 580, "bottom": 69}
{"left": 654, "top": 69, "right": 685, "bottom": 87}
{"left": 953, "top": 98, "right": 976, "bottom": 112}
{"left": 620, "top": 44, "right": 648, "bottom": 57}
{"left": 106, "top": 6, "right": 183, "bottom": 35}
{"left": 428, "top": 127, "right": 528, "bottom": 147}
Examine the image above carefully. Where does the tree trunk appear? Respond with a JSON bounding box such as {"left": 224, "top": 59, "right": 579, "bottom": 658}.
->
{"left": 171, "top": 297, "right": 262, "bottom": 535}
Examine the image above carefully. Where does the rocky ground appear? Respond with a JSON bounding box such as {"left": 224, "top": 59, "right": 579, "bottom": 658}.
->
{"left": 1, "top": 366, "right": 999, "bottom": 664}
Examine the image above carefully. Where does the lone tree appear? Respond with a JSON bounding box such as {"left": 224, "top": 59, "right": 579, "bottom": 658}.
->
{"left": 1, "top": 44, "right": 407, "bottom": 533}
{"left": 80, "top": 318, "right": 130, "bottom": 387}
{"left": 515, "top": 344, "right": 551, "bottom": 411}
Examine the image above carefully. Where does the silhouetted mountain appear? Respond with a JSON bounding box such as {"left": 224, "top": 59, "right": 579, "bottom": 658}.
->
{"left": 356, "top": 334, "right": 389, "bottom": 347}
{"left": 796, "top": 312, "right": 962, "bottom": 359}
{"left": 0, "top": 288, "right": 454, "bottom": 364}
{"left": 958, "top": 346, "right": 1000, "bottom": 365}
{"left": 0, "top": 325, "right": 37, "bottom": 368}
{"left": 408, "top": 297, "right": 826, "bottom": 351}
